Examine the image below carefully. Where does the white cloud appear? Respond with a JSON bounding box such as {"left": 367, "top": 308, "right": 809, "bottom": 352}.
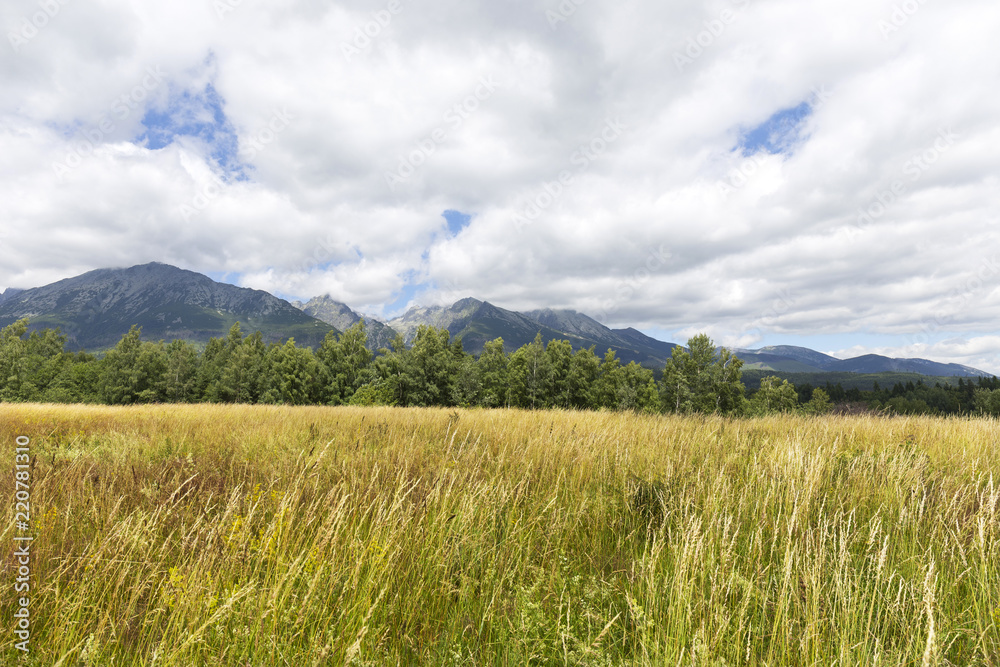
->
{"left": 1, "top": 0, "right": 999, "bottom": 369}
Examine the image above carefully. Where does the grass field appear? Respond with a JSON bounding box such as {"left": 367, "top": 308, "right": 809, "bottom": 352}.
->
{"left": 1, "top": 404, "right": 998, "bottom": 665}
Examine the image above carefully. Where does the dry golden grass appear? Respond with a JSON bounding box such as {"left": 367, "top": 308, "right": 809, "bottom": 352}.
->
{"left": 1, "top": 404, "right": 998, "bottom": 665}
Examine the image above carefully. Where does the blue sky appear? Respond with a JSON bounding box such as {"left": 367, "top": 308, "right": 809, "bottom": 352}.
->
{"left": 738, "top": 101, "right": 812, "bottom": 156}
{"left": 442, "top": 210, "right": 472, "bottom": 236}
{"left": 136, "top": 77, "right": 247, "bottom": 180}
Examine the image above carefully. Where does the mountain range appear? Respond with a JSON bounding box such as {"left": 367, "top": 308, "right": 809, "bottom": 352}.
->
{"left": 291, "top": 295, "right": 396, "bottom": 352}
{"left": 0, "top": 263, "right": 334, "bottom": 349}
{"left": 0, "top": 262, "right": 990, "bottom": 377}
{"left": 386, "top": 298, "right": 677, "bottom": 366}
{"left": 735, "top": 346, "right": 984, "bottom": 377}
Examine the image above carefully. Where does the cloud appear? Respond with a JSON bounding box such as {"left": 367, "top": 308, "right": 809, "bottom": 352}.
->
{"left": 1, "top": 0, "right": 998, "bottom": 369}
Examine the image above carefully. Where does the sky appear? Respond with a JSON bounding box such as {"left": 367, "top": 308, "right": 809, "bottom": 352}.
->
{"left": 1, "top": 0, "right": 998, "bottom": 373}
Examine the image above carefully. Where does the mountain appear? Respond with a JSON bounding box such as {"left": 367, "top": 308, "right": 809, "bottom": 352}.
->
{"left": 389, "top": 299, "right": 677, "bottom": 366}
{"left": 736, "top": 344, "right": 987, "bottom": 377}
{"left": 749, "top": 345, "right": 841, "bottom": 368}
{"left": 824, "top": 354, "right": 985, "bottom": 377}
{"left": 0, "top": 287, "right": 23, "bottom": 306}
{"left": 389, "top": 298, "right": 566, "bottom": 353}
{"left": 524, "top": 309, "right": 679, "bottom": 365}
{"left": 610, "top": 327, "right": 679, "bottom": 360}
{"left": 293, "top": 295, "right": 397, "bottom": 351}
{"left": 0, "top": 263, "right": 990, "bottom": 377}
{"left": 735, "top": 352, "right": 832, "bottom": 373}
{"left": 0, "top": 263, "right": 336, "bottom": 350}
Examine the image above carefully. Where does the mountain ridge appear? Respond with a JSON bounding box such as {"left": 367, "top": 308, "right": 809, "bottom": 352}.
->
{"left": 291, "top": 295, "right": 397, "bottom": 351}
{"left": 0, "top": 262, "right": 336, "bottom": 350}
{"left": 388, "top": 299, "right": 678, "bottom": 366}
{"left": 0, "top": 263, "right": 991, "bottom": 377}
{"left": 736, "top": 344, "right": 985, "bottom": 377}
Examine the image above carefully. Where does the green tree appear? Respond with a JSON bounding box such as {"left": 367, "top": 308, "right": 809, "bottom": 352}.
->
{"left": 369, "top": 332, "right": 409, "bottom": 406}
{"left": 593, "top": 350, "right": 660, "bottom": 412}
{"left": 661, "top": 334, "right": 745, "bottom": 414}
{"left": 566, "top": 346, "right": 600, "bottom": 409}
{"left": 402, "top": 326, "right": 460, "bottom": 407}
{"left": 801, "top": 387, "right": 833, "bottom": 415}
{"left": 0, "top": 320, "right": 72, "bottom": 401}
{"left": 49, "top": 352, "right": 100, "bottom": 403}
{"left": 260, "top": 339, "right": 322, "bottom": 405}
{"left": 98, "top": 327, "right": 167, "bottom": 404}
{"left": 477, "top": 338, "right": 509, "bottom": 408}
{"left": 622, "top": 361, "right": 661, "bottom": 413}
{"left": 164, "top": 340, "right": 200, "bottom": 403}
{"left": 317, "top": 322, "right": 372, "bottom": 405}
{"left": 594, "top": 349, "right": 625, "bottom": 409}
{"left": 218, "top": 330, "right": 266, "bottom": 403}
{"left": 749, "top": 376, "right": 799, "bottom": 415}
{"left": 452, "top": 354, "right": 481, "bottom": 407}
{"left": 507, "top": 333, "right": 551, "bottom": 409}
{"left": 545, "top": 339, "right": 574, "bottom": 408}
{"left": 973, "top": 388, "right": 1000, "bottom": 416}
{"left": 0, "top": 319, "right": 30, "bottom": 401}
{"left": 0, "top": 323, "right": 75, "bottom": 401}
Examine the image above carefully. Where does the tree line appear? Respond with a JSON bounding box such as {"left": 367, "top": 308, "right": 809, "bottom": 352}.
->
{"left": 809, "top": 376, "right": 1000, "bottom": 416}
{"left": 2, "top": 317, "right": 997, "bottom": 416}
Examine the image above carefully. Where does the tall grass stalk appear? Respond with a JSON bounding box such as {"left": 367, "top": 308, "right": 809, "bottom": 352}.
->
{"left": 1, "top": 405, "right": 998, "bottom": 664}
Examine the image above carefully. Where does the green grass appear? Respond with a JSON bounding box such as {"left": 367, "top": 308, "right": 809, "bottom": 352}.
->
{"left": 1, "top": 405, "right": 998, "bottom": 664}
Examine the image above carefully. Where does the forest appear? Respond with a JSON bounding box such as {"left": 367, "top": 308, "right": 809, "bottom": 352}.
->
{"left": 2, "top": 317, "right": 999, "bottom": 416}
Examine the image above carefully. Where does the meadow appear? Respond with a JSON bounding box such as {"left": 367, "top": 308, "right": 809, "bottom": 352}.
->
{"left": 1, "top": 404, "right": 998, "bottom": 665}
